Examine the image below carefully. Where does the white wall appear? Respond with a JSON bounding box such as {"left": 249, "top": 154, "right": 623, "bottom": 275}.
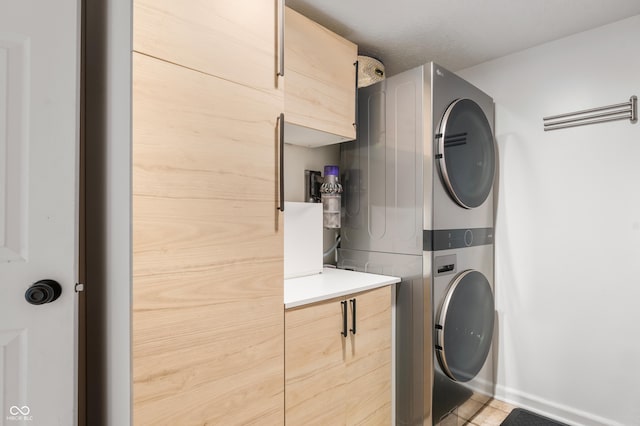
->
{"left": 458, "top": 15, "right": 640, "bottom": 426}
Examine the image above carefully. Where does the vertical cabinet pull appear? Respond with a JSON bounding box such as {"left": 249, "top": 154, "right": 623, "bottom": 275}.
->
{"left": 277, "top": 113, "right": 285, "bottom": 212}
{"left": 341, "top": 300, "right": 348, "bottom": 337}
{"left": 277, "top": 0, "right": 285, "bottom": 77}
{"left": 349, "top": 298, "right": 357, "bottom": 335}
{"left": 353, "top": 60, "right": 358, "bottom": 135}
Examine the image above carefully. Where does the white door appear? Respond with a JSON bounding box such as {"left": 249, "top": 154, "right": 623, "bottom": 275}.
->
{"left": 0, "top": 0, "right": 81, "bottom": 424}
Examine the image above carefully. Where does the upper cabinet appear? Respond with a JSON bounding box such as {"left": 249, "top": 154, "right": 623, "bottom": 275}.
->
{"left": 134, "top": 0, "right": 282, "bottom": 93}
{"left": 284, "top": 7, "right": 358, "bottom": 147}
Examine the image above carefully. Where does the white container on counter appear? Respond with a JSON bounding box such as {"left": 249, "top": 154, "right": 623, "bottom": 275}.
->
{"left": 284, "top": 201, "right": 323, "bottom": 279}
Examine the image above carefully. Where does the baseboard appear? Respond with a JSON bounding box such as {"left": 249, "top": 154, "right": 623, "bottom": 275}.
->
{"left": 494, "top": 384, "right": 624, "bottom": 426}
{"left": 465, "top": 376, "right": 495, "bottom": 398}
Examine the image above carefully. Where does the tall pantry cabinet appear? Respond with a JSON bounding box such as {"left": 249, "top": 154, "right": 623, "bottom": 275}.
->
{"left": 132, "top": 1, "right": 284, "bottom": 424}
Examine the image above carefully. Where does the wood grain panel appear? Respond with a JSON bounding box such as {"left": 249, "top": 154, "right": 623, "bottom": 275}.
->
{"left": 285, "top": 297, "right": 347, "bottom": 425}
{"left": 284, "top": 7, "right": 356, "bottom": 140}
{"left": 346, "top": 287, "right": 392, "bottom": 425}
{"left": 284, "top": 287, "right": 392, "bottom": 425}
{"left": 132, "top": 52, "right": 283, "bottom": 425}
{"left": 134, "top": 0, "right": 280, "bottom": 92}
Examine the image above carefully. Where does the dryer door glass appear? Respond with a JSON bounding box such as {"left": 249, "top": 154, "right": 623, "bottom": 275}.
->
{"left": 436, "top": 270, "right": 494, "bottom": 382}
{"left": 437, "top": 99, "right": 495, "bottom": 209}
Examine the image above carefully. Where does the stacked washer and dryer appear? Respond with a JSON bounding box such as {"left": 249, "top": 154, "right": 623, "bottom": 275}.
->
{"left": 338, "top": 63, "right": 497, "bottom": 425}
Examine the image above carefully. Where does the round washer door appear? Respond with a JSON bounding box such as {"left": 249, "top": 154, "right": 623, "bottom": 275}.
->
{"left": 437, "top": 98, "right": 495, "bottom": 209}
{"left": 436, "top": 270, "right": 495, "bottom": 382}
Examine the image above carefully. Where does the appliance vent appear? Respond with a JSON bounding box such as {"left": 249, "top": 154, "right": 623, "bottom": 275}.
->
{"left": 357, "top": 55, "right": 385, "bottom": 88}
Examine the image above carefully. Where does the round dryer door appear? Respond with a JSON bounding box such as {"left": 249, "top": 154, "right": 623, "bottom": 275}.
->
{"left": 437, "top": 98, "right": 495, "bottom": 209}
{"left": 436, "top": 270, "right": 495, "bottom": 382}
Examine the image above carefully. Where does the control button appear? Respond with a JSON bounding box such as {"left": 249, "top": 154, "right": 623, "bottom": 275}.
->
{"left": 464, "top": 229, "right": 473, "bottom": 246}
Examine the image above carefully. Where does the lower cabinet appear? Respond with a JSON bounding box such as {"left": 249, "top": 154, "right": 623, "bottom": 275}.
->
{"left": 285, "top": 286, "right": 392, "bottom": 425}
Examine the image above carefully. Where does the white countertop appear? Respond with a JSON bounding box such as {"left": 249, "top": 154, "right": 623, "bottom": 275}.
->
{"left": 284, "top": 268, "right": 400, "bottom": 309}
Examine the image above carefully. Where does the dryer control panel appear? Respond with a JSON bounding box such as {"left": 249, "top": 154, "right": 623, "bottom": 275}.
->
{"left": 424, "top": 227, "right": 494, "bottom": 251}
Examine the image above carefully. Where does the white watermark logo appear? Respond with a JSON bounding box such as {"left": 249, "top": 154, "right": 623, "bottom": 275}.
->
{"left": 6, "top": 405, "right": 33, "bottom": 421}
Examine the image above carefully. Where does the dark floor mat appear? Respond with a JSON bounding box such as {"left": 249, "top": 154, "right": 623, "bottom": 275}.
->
{"left": 501, "top": 408, "right": 568, "bottom": 426}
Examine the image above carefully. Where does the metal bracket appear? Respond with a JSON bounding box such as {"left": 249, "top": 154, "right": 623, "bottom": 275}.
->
{"left": 304, "top": 170, "right": 322, "bottom": 203}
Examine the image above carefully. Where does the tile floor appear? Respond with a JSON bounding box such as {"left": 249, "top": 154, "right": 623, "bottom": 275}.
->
{"left": 458, "top": 394, "right": 516, "bottom": 426}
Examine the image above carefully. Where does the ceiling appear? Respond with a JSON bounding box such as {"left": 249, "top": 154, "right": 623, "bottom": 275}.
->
{"left": 285, "top": 0, "right": 640, "bottom": 76}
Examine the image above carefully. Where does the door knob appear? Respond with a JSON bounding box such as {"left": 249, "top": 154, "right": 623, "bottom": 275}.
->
{"left": 25, "top": 279, "right": 62, "bottom": 305}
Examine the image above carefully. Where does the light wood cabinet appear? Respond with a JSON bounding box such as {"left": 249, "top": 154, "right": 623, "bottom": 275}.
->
{"left": 345, "top": 288, "right": 394, "bottom": 425}
{"left": 285, "top": 286, "right": 392, "bottom": 425}
{"left": 134, "top": 0, "right": 281, "bottom": 92}
{"left": 132, "top": 1, "right": 284, "bottom": 424}
{"left": 284, "top": 7, "right": 358, "bottom": 147}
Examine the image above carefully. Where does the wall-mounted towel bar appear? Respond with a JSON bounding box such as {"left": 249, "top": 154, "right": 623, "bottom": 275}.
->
{"left": 543, "top": 96, "right": 637, "bottom": 131}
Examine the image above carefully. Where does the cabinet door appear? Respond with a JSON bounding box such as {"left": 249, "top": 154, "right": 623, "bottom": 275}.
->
{"left": 285, "top": 298, "right": 348, "bottom": 425}
{"left": 346, "top": 287, "right": 392, "bottom": 425}
{"left": 132, "top": 53, "right": 284, "bottom": 425}
{"left": 134, "top": 0, "right": 281, "bottom": 92}
{"left": 285, "top": 7, "right": 357, "bottom": 142}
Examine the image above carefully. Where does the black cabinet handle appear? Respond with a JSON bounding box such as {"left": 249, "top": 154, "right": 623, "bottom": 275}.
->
{"left": 349, "top": 298, "right": 357, "bottom": 335}
{"left": 277, "top": 113, "right": 285, "bottom": 212}
{"left": 341, "top": 300, "right": 348, "bottom": 337}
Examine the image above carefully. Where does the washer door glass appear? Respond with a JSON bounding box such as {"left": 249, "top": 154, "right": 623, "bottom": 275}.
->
{"left": 437, "top": 98, "right": 495, "bottom": 209}
{"left": 436, "top": 270, "right": 495, "bottom": 382}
